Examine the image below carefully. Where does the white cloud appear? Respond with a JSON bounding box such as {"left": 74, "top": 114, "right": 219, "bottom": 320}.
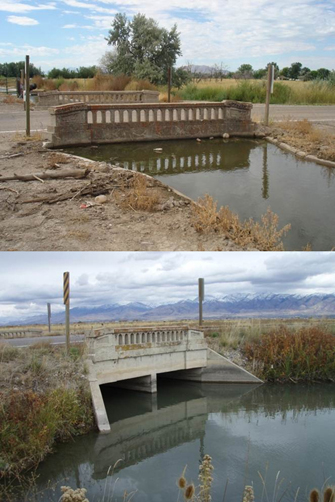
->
{"left": 0, "top": 1, "right": 56, "bottom": 13}
{"left": 7, "top": 15, "right": 39, "bottom": 25}
{"left": 0, "top": 44, "right": 59, "bottom": 57}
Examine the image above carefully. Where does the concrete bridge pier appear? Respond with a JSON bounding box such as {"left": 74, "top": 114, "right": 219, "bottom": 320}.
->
{"left": 89, "top": 379, "right": 111, "bottom": 433}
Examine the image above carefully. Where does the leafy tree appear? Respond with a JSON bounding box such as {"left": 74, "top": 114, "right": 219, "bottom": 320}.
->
{"left": 280, "top": 67, "right": 290, "bottom": 78}
{"left": 316, "top": 68, "right": 330, "bottom": 80}
{"left": 0, "top": 61, "right": 43, "bottom": 78}
{"left": 173, "top": 67, "right": 192, "bottom": 88}
{"left": 253, "top": 68, "right": 267, "bottom": 79}
{"left": 236, "top": 63, "right": 253, "bottom": 79}
{"left": 288, "top": 62, "right": 302, "bottom": 79}
{"left": 106, "top": 13, "right": 182, "bottom": 84}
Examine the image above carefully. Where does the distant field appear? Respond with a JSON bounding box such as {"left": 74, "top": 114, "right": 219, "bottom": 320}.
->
{"left": 1, "top": 317, "right": 335, "bottom": 338}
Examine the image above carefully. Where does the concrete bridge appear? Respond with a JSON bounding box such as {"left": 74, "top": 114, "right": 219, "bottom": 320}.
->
{"left": 45, "top": 100, "right": 255, "bottom": 148}
{"left": 86, "top": 326, "right": 262, "bottom": 432}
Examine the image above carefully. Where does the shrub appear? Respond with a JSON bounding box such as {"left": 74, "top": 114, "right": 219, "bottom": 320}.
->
{"left": 125, "top": 79, "right": 158, "bottom": 91}
{"left": 243, "top": 327, "right": 335, "bottom": 381}
{"left": 192, "top": 194, "right": 291, "bottom": 251}
{"left": 118, "top": 175, "right": 160, "bottom": 211}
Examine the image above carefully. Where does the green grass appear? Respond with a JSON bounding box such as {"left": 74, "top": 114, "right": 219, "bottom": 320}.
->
{"left": 179, "top": 79, "right": 335, "bottom": 105}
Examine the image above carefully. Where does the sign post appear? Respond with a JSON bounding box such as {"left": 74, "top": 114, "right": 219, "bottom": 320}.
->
{"left": 25, "top": 55, "right": 30, "bottom": 137}
{"left": 63, "top": 272, "right": 70, "bottom": 354}
{"left": 264, "top": 64, "right": 274, "bottom": 126}
{"left": 47, "top": 303, "right": 51, "bottom": 333}
{"left": 198, "top": 278, "right": 205, "bottom": 326}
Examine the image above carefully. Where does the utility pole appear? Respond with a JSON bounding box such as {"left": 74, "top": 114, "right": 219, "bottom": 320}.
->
{"left": 63, "top": 272, "right": 70, "bottom": 354}
{"left": 47, "top": 303, "right": 51, "bottom": 333}
{"left": 25, "top": 55, "right": 30, "bottom": 137}
{"left": 167, "top": 67, "right": 171, "bottom": 103}
{"left": 198, "top": 278, "right": 205, "bottom": 326}
{"left": 264, "top": 63, "right": 274, "bottom": 126}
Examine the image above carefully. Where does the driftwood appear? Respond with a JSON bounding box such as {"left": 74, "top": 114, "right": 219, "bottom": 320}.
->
{"left": 0, "top": 153, "right": 24, "bottom": 160}
{"left": 0, "top": 168, "right": 89, "bottom": 182}
{"left": 21, "top": 180, "right": 112, "bottom": 204}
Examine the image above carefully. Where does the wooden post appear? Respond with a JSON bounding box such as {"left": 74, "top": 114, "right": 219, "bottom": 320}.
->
{"left": 47, "top": 303, "right": 51, "bottom": 333}
{"left": 25, "top": 55, "right": 30, "bottom": 137}
{"left": 264, "top": 64, "right": 272, "bottom": 126}
{"left": 198, "top": 278, "right": 204, "bottom": 326}
{"left": 63, "top": 272, "right": 70, "bottom": 354}
{"left": 167, "top": 67, "right": 171, "bottom": 103}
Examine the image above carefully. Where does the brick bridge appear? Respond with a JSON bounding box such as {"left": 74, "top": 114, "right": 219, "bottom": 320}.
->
{"left": 86, "top": 326, "right": 262, "bottom": 432}
{"left": 46, "top": 100, "right": 255, "bottom": 148}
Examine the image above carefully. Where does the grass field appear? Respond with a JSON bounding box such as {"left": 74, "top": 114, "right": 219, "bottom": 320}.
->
{"left": 2, "top": 317, "right": 335, "bottom": 340}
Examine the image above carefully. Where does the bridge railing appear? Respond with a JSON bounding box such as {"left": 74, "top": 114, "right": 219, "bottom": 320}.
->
{"left": 0, "top": 329, "right": 43, "bottom": 339}
{"left": 86, "top": 326, "right": 205, "bottom": 363}
{"left": 46, "top": 100, "right": 254, "bottom": 148}
{"left": 37, "top": 90, "right": 159, "bottom": 107}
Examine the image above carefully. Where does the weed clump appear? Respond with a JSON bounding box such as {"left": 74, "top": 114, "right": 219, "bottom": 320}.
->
{"left": 192, "top": 194, "right": 291, "bottom": 251}
{"left": 243, "top": 326, "right": 335, "bottom": 382}
{"left": 118, "top": 175, "right": 160, "bottom": 211}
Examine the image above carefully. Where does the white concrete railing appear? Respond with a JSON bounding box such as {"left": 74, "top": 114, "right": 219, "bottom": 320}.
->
{"left": 86, "top": 326, "right": 205, "bottom": 364}
{"left": 0, "top": 329, "right": 43, "bottom": 339}
{"left": 46, "top": 100, "right": 254, "bottom": 148}
{"left": 37, "top": 90, "right": 159, "bottom": 107}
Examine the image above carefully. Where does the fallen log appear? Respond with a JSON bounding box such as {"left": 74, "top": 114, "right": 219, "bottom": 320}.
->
{"left": 21, "top": 180, "right": 112, "bottom": 204}
{"left": 0, "top": 168, "right": 89, "bottom": 182}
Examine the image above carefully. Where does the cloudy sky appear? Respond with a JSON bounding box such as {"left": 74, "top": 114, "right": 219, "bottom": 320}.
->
{"left": 1, "top": 0, "right": 335, "bottom": 71}
{"left": 0, "top": 251, "right": 334, "bottom": 323}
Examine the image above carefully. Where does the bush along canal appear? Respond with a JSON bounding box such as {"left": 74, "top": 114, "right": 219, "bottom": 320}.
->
{"left": 65, "top": 138, "right": 335, "bottom": 251}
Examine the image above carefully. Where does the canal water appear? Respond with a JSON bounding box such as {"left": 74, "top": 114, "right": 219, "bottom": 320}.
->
{"left": 32, "top": 382, "right": 335, "bottom": 502}
{"left": 65, "top": 139, "right": 335, "bottom": 251}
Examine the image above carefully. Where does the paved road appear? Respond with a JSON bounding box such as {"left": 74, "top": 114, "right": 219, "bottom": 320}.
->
{"left": 2, "top": 334, "right": 85, "bottom": 347}
{"left": 0, "top": 104, "right": 334, "bottom": 133}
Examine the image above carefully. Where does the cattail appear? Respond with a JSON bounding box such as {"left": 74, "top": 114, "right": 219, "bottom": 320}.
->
{"left": 324, "top": 488, "right": 334, "bottom": 502}
{"left": 185, "top": 484, "right": 195, "bottom": 500}
{"left": 310, "top": 489, "right": 320, "bottom": 502}
{"left": 178, "top": 476, "right": 187, "bottom": 489}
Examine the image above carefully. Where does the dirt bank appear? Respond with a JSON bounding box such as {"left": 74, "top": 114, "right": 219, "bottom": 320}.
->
{"left": 0, "top": 133, "right": 252, "bottom": 252}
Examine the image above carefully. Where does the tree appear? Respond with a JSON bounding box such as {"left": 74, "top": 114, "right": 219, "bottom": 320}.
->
{"left": 173, "top": 67, "right": 192, "bottom": 88}
{"left": 106, "top": 13, "right": 182, "bottom": 84}
{"left": 316, "top": 68, "right": 330, "bottom": 80}
{"left": 236, "top": 64, "right": 253, "bottom": 79}
{"left": 253, "top": 68, "right": 267, "bottom": 79}
{"left": 280, "top": 67, "right": 290, "bottom": 78}
{"left": 288, "top": 62, "right": 302, "bottom": 79}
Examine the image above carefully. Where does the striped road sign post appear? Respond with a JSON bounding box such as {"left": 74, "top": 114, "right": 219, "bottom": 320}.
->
{"left": 63, "top": 272, "right": 70, "bottom": 354}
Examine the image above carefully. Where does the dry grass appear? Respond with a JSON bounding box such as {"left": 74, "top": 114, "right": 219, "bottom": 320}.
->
{"left": 117, "top": 175, "right": 160, "bottom": 211}
{"left": 192, "top": 194, "right": 291, "bottom": 250}
{"left": 59, "top": 80, "right": 79, "bottom": 92}
{"left": 274, "top": 119, "right": 335, "bottom": 161}
{"left": 12, "top": 132, "right": 42, "bottom": 142}
{"left": 2, "top": 95, "right": 22, "bottom": 105}
{"left": 86, "top": 73, "right": 131, "bottom": 91}
{"left": 47, "top": 152, "right": 71, "bottom": 168}
{"left": 125, "top": 79, "right": 158, "bottom": 91}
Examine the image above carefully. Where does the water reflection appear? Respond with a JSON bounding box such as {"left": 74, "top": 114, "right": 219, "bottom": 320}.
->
{"left": 31, "top": 382, "right": 335, "bottom": 502}
{"left": 66, "top": 138, "right": 335, "bottom": 250}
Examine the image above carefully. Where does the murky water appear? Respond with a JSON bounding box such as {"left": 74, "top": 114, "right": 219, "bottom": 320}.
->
{"left": 32, "top": 382, "right": 335, "bottom": 502}
{"left": 66, "top": 139, "right": 335, "bottom": 250}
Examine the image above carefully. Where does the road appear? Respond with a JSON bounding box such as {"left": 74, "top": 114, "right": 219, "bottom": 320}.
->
{"left": 2, "top": 334, "right": 85, "bottom": 347}
{"left": 0, "top": 103, "right": 334, "bottom": 133}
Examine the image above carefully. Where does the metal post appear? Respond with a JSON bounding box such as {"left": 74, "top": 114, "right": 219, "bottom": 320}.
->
{"left": 264, "top": 64, "right": 272, "bottom": 126}
{"left": 5, "top": 64, "right": 8, "bottom": 95}
{"left": 47, "top": 303, "right": 51, "bottom": 333}
{"left": 63, "top": 272, "right": 70, "bottom": 354}
{"left": 25, "top": 55, "right": 30, "bottom": 137}
{"left": 167, "top": 67, "right": 171, "bottom": 103}
{"left": 198, "top": 278, "right": 204, "bottom": 326}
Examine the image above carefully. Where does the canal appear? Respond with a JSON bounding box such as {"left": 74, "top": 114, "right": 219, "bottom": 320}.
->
{"left": 65, "top": 138, "right": 335, "bottom": 251}
{"left": 32, "top": 381, "right": 335, "bottom": 502}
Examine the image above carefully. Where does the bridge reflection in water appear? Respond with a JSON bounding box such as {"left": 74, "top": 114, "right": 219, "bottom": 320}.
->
{"left": 34, "top": 382, "right": 335, "bottom": 502}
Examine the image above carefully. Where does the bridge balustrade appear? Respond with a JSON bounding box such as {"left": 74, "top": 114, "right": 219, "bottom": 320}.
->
{"left": 37, "top": 90, "right": 159, "bottom": 107}
{"left": 46, "top": 100, "right": 254, "bottom": 148}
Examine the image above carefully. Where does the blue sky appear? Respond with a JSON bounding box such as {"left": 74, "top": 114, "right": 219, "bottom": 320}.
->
{"left": 0, "top": 0, "right": 335, "bottom": 72}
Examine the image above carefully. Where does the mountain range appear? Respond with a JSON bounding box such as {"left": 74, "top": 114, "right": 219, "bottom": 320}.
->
{"left": 2, "top": 294, "right": 335, "bottom": 326}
